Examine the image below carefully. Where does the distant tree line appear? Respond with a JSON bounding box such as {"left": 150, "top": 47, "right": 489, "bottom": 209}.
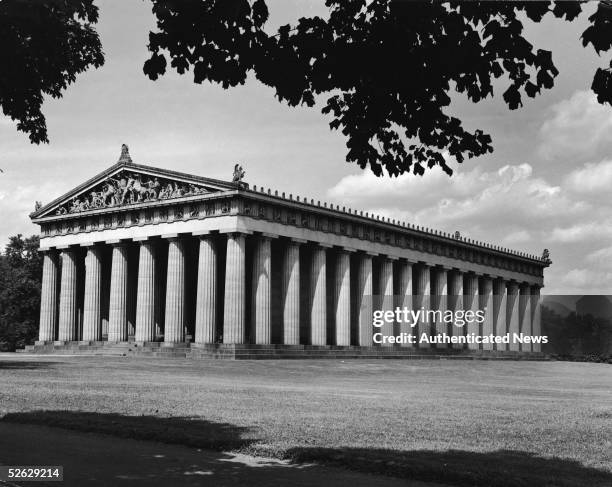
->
{"left": 0, "top": 235, "right": 41, "bottom": 351}
{"left": 542, "top": 307, "right": 612, "bottom": 363}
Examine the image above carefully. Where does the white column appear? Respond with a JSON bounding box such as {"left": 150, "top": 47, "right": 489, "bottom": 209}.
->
{"left": 58, "top": 248, "right": 78, "bottom": 341}
{"left": 135, "top": 240, "right": 156, "bottom": 342}
{"left": 519, "top": 284, "right": 532, "bottom": 352}
{"left": 335, "top": 249, "right": 351, "bottom": 346}
{"left": 223, "top": 233, "right": 246, "bottom": 344}
{"left": 82, "top": 245, "right": 103, "bottom": 341}
{"left": 507, "top": 281, "right": 520, "bottom": 351}
{"left": 531, "top": 286, "right": 542, "bottom": 352}
{"left": 378, "top": 257, "right": 393, "bottom": 347}
{"left": 38, "top": 251, "right": 59, "bottom": 342}
{"left": 415, "top": 264, "right": 430, "bottom": 348}
{"left": 464, "top": 273, "right": 479, "bottom": 350}
{"left": 481, "top": 277, "right": 494, "bottom": 351}
{"left": 449, "top": 270, "right": 464, "bottom": 349}
{"left": 397, "top": 260, "right": 413, "bottom": 347}
{"left": 282, "top": 240, "right": 301, "bottom": 345}
{"left": 195, "top": 236, "right": 217, "bottom": 344}
{"left": 252, "top": 235, "right": 272, "bottom": 344}
{"left": 108, "top": 243, "right": 129, "bottom": 342}
{"left": 357, "top": 253, "right": 373, "bottom": 346}
{"left": 164, "top": 238, "right": 185, "bottom": 343}
{"left": 310, "top": 245, "right": 327, "bottom": 345}
{"left": 493, "top": 279, "right": 508, "bottom": 351}
{"left": 433, "top": 267, "right": 448, "bottom": 349}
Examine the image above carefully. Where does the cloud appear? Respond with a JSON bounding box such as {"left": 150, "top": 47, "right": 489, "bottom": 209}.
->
{"left": 328, "top": 163, "right": 575, "bottom": 239}
{"left": 563, "top": 158, "right": 612, "bottom": 194}
{"left": 585, "top": 246, "right": 612, "bottom": 269}
{"left": 560, "top": 268, "right": 612, "bottom": 293}
{"left": 549, "top": 222, "right": 612, "bottom": 244}
{"left": 327, "top": 160, "right": 612, "bottom": 294}
{"left": 538, "top": 90, "right": 612, "bottom": 163}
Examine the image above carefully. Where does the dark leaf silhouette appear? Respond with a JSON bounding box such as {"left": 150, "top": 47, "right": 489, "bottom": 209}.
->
{"left": 144, "top": 0, "right": 612, "bottom": 176}
{"left": 0, "top": 0, "right": 104, "bottom": 143}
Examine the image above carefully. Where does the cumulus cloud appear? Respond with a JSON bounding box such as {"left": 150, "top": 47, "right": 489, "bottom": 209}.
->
{"left": 563, "top": 158, "right": 612, "bottom": 194}
{"left": 538, "top": 90, "right": 612, "bottom": 163}
{"left": 327, "top": 160, "right": 612, "bottom": 294}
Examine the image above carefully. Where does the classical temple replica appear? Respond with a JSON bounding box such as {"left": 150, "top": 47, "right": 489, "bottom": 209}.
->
{"left": 23, "top": 145, "right": 551, "bottom": 359}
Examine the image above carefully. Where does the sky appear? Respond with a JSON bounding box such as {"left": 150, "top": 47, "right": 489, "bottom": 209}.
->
{"left": 1, "top": 1, "right": 611, "bottom": 295}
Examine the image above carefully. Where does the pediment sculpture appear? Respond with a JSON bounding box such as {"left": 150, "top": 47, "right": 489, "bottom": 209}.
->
{"left": 55, "top": 170, "right": 209, "bottom": 215}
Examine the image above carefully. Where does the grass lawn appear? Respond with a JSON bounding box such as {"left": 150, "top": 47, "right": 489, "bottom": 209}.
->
{"left": 0, "top": 355, "right": 610, "bottom": 486}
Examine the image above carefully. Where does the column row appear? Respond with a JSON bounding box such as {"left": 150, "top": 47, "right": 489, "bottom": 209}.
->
{"left": 38, "top": 236, "right": 543, "bottom": 351}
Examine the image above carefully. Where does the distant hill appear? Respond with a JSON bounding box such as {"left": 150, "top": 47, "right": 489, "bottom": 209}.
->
{"left": 576, "top": 295, "right": 612, "bottom": 319}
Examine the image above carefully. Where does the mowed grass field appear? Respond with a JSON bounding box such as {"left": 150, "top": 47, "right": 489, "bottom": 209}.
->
{"left": 0, "top": 355, "right": 610, "bottom": 486}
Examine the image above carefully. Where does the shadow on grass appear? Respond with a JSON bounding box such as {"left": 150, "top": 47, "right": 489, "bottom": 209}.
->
{"left": 282, "top": 447, "right": 612, "bottom": 487}
{"left": 0, "top": 360, "right": 59, "bottom": 370}
{"left": 1, "top": 410, "right": 256, "bottom": 451}
{"left": 2, "top": 411, "right": 610, "bottom": 487}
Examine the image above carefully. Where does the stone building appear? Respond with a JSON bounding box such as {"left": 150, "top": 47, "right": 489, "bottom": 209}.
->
{"left": 26, "top": 145, "right": 550, "bottom": 358}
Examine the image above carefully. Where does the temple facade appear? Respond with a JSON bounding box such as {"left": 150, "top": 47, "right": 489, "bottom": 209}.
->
{"left": 28, "top": 146, "right": 551, "bottom": 358}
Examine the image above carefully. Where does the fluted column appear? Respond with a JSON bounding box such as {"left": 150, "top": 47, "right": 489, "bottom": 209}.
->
{"left": 357, "top": 253, "right": 373, "bottom": 346}
{"left": 108, "top": 243, "right": 129, "bottom": 342}
{"left": 415, "top": 264, "right": 430, "bottom": 348}
{"left": 464, "top": 273, "right": 479, "bottom": 350}
{"left": 38, "top": 251, "right": 59, "bottom": 342}
{"left": 531, "top": 286, "right": 542, "bottom": 352}
{"left": 135, "top": 240, "right": 156, "bottom": 342}
{"left": 493, "top": 279, "right": 508, "bottom": 351}
{"left": 433, "top": 268, "right": 448, "bottom": 349}
{"left": 163, "top": 238, "right": 185, "bottom": 343}
{"left": 335, "top": 249, "right": 351, "bottom": 346}
{"left": 282, "top": 240, "right": 301, "bottom": 345}
{"left": 507, "top": 281, "right": 520, "bottom": 351}
{"left": 58, "top": 248, "right": 78, "bottom": 341}
{"left": 449, "top": 270, "right": 464, "bottom": 349}
{"left": 223, "top": 233, "right": 246, "bottom": 344}
{"left": 397, "top": 261, "right": 413, "bottom": 347}
{"left": 481, "top": 277, "right": 494, "bottom": 351}
{"left": 378, "top": 257, "right": 394, "bottom": 347}
{"left": 310, "top": 245, "right": 327, "bottom": 345}
{"left": 519, "top": 284, "right": 532, "bottom": 352}
{"left": 195, "top": 236, "right": 217, "bottom": 344}
{"left": 82, "top": 246, "right": 103, "bottom": 341}
{"left": 252, "top": 235, "right": 272, "bottom": 344}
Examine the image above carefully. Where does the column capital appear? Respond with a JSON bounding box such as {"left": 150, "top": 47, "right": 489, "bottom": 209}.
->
{"left": 288, "top": 237, "right": 307, "bottom": 245}
{"left": 219, "top": 229, "right": 253, "bottom": 235}
{"left": 106, "top": 239, "right": 130, "bottom": 246}
{"left": 337, "top": 246, "right": 357, "bottom": 253}
{"left": 56, "top": 244, "right": 77, "bottom": 251}
{"left": 80, "top": 241, "right": 105, "bottom": 248}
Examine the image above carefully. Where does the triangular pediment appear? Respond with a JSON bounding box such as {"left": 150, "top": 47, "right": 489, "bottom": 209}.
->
{"left": 32, "top": 161, "right": 240, "bottom": 219}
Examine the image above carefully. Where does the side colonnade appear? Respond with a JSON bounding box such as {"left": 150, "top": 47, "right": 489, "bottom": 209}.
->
{"left": 37, "top": 232, "right": 543, "bottom": 352}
